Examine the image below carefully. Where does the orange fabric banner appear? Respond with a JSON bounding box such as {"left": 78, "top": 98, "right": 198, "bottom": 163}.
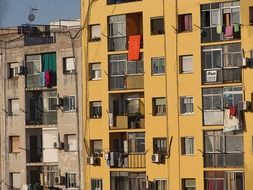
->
{"left": 128, "top": 35, "right": 141, "bottom": 61}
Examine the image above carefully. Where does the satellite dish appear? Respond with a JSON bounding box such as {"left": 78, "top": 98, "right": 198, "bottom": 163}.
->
{"left": 28, "top": 13, "right": 35, "bottom": 22}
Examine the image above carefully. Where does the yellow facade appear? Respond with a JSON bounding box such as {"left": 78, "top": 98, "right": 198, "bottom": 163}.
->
{"left": 81, "top": 0, "right": 253, "bottom": 189}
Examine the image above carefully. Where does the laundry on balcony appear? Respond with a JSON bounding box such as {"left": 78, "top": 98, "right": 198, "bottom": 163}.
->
{"left": 40, "top": 72, "right": 45, "bottom": 87}
{"left": 224, "top": 108, "right": 242, "bottom": 132}
{"left": 109, "top": 113, "right": 114, "bottom": 127}
{"left": 216, "top": 24, "right": 222, "bottom": 34}
{"left": 224, "top": 25, "right": 233, "bottom": 38}
{"left": 128, "top": 35, "right": 141, "bottom": 61}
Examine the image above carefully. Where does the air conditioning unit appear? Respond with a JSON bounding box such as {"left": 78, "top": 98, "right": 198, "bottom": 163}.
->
{"left": 238, "top": 101, "right": 251, "bottom": 111}
{"left": 151, "top": 154, "right": 161, "bottom": 163}
{"left": 53, "top": 142, "right": 58, "bottom": 148}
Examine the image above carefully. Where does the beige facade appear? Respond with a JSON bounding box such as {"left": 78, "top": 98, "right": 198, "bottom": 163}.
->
{"left": 81, "top": 0, "right": 253, "bottom": 190}
{"left": 0, "top": 22, "right": 83, "bottom": 189}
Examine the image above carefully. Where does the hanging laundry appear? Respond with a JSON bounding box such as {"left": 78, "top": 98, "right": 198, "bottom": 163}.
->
{"left": 224, "top": 26, "right": 233, "bottom": 38}
{"left": 128, "top": 35, "right": 141, "bottom": 61}
{"left": 40, "top": 72, "right": 45, "bottom": 87}
{"left": 234, "top": 24, "right": 240, "bottom": 33}
{"left": 45, "top": 71, "right": 51, "bottom": 87}
{"left": 229, "top": 105, "right": 237, "bottom": 117}
{"left": 216, "top": 25, "right": 222, "bottom": 34}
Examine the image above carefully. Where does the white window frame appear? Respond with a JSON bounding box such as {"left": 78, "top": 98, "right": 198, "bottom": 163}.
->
{"left": 9, "top": 62, "right": 20, "bottom": 78}
{"left": 65, "top": 134, "right": 77, "bottom": 152}
{"left": 66, "top": 173, "right": 77, "bottom": 189}
{"left": 151, "top": 57, "right": 165, "bottom": 75}
{"left": 153, "top": 97, "right": 166, "bottom": 115}
{"left": 63, "top": 96, "right": 76, "bottom": 112}
{"left": 181, "top": 137, "right": 194, "bottom": 155}
{"left": 63, "top": 57, "right": 75, "bottom": 74}
{"left": 90, "top": 101, "right": 102, "bottom": 118}
{"left": 182, "top": 178, "right": 196, "bottom": 190}
{"left": 90, "top": 63, "right": 102, "bottom": 80}
{"left": 180, "top": 96, "right": 194, "bottom": 115}
{"left": 89, "top": 24, "right": 101, "bottom": 41}
{"left": 180, "top": 55, "right": 193, "bottom": 74}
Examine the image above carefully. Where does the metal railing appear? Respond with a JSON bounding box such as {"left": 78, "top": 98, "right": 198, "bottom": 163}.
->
{"left": 107, "top": 0, "right": 141, "bottom": 5}
{"left": 204, "top": 153, "right": 244, "bottom": 168}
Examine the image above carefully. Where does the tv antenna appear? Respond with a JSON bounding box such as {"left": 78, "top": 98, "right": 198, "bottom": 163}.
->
{"left": 28, "top": 5, "right": 38, "bottom": 23}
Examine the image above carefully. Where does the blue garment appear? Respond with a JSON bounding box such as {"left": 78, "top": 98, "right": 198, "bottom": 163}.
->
{"left": 40, "top": 72, "right": 45, "bottom": 87}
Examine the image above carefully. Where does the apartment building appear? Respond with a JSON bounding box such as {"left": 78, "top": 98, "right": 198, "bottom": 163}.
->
{"left": 0, "top": 21, "right": 83, "bottom": 189}
{"left": 81, "top": 0, "right": 253, "bottom": 190}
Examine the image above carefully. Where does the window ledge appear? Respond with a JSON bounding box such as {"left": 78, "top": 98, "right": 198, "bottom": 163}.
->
{"left": 90, "top": 78, "right": 102, "bottom": 81}
{"left": 181, "top": 113, "right": 194, "bottom": 116}
{"left": 63, "top": 110, "right": 76, "bottom": 113}
{"left": 152, "top": 73, "right": 165, "bottom": 76}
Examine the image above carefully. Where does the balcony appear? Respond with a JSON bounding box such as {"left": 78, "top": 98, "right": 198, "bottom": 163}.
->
{"left": 110, "top": 114, "right": 145, "bottom": 130}
{"left": 109, "top": 75, "right": 144, "bottom": 91}
{"left": 26, "top": 129, "right": 43, "bottom": 163}
{"left": 202, "top": 68, "right": 242, "bottom": 84}
{"left": 107, "top": 0, "right": 141, "bottom": 5}
{"left": 109, "top": 152, "right": 146, "bottom": 168}
{"left": 108, "top": 35, "right": 143, "bottom": 52}
{"left": 204, "top": 153, "right": 244, "bottom": 168}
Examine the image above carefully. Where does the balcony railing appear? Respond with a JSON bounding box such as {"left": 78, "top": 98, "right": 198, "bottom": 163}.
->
{"left": 109, "top": 152, "right": 146, "bottom": 168}
{"left": 202, "top": 68, "right": 242, "bottom": 84}
{"left": 26, "top": 150, "right": 42, "bottom": 163}
{"left": 26, "top": 111, "right": 57, "bottom": 125}
{"left": 26, "top": 74, "right": 41, "bottom": 88}
{"left": 110, "top": 114, "right": 145, "bottom": 129}
{"left": 204, "top": 153, "right": 244, "bottom": 168}
{"left": 109, "top": 75, "right": 144, "bottom": 91}
{"left": 108, "top": 36, "right": 143, "bottom": 51}
{"left": 24, "top": 35, "right": 55, "bottom": 46}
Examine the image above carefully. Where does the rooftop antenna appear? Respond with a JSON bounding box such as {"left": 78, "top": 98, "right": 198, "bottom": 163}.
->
{"left": 28, "top": 4, "right": 38, "bottom": 23}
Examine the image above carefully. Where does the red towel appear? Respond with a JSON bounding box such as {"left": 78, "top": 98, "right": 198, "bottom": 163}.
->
{"left": 224, "top": 26, "right": 233, "bottom": 38}
{"left": 45, "top": 71, "right": 51, "bottom": 86}
{"left": 128, "top": 35, "right": 141, "bottom": 61}
{"left": 229, "top": 106, "right": 237, "bottom": 117}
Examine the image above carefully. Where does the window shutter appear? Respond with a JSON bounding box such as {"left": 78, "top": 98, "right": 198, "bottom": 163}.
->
{"left": 182, "top": 56, "right": 193, "bottom": 73}
{"left": 12, "top": 173, "right": 21, "bottom": 188}
{"left": 12, "top": 136, "right": 20, "bottom": 152}
{"left": 66, "top": 58, "right": 75, "bottom": 71}
{"left": 67, "top": 135, "right": 77, "bottom": 151}
{"left": 11, "top": 99, "right": 19, "bottom": 115}
{"left": 91, "top": 25, "right": 101, "bottom": 39}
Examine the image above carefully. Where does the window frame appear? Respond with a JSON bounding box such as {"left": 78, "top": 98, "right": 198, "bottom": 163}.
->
{"left": 64, "top": 134, "right": 77, "bottom": 152}
{"left": 153, "top": 138, "right": 167, "bottom": 155}
{"left": 152, "top": 97, "right": 166, "bottom": 116}
{"left": 151, "top": 57, "right": 165, "bottom": 75}
{"left": 250, "top": 7, "right": 253, "bottom": 24}
{"left": 181, "top": 137, "right": 194, "bottom": 155}
{"left": 89, "top": 24, "right": 101, "bottom": 42}
{"left": 91, "top": 179, "right": 103, "bottom": 190}
{"left": 90, "top": 139, "right": 103, "bottom": 157}
{"left": 180, "top": 96, "right": 194, "bottom": 115}
{"left": 179, "top": 55, "right": 193, "bottom": 74}
{"left": 90, "top": 62, "right": 102, "bottom": 80}
{"left": 8, "top": 98, "right": 19, "bottom": 116}
{"left": 9, "top": 172, "right": 21, "bottom": 189}
{"left": 178, "top": 14, "right": 192, "bottom": 33}
{"left": 9, "top": 136, "right": 20, "bottom": 153}
{"left": 65, "top": 173, "right": 77, "bottom": 189}
{"left": 8, "top": 62, "right": 20, "bottom": 79}
{"left": 153, "top": 179, "right": 167, "bottom": 190}
{"left": 90, "top": 101, "right": 102, "bottom": 119}
{"left": 182, "top": 178, "right": 196, "bottom": 190}
{"left": 63, "top": 95, "right": 76, "bottom": 112}
{"left": 63, "top": 57, "right": 76, "bottom": 74}
{"left": 150, "top": 17, "right": 165, "bottom": 35}
{"left": 128, "top": 132, "right": 145, "bottom": 153}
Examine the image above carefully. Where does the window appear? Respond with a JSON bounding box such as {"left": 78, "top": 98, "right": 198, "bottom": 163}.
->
{"left": 153, "top": 138, "right": 167, "bottom": 154}
{"left": 178, "top": 14, "right": 192, "bottom": 32}
{"left": 90, "top": 63, "right": 101, "bottom": 80}
{"left": 89, "top": 24, "right": 101, "bottom": 41}
{"left": 250, "top": 7, "right": 253, "bottom": 24}
{"left": 180, "top": 96, "right": 194, "bottom": 115}
{"left": 8, "top": 62, "right": 19, "bottom": 78}
{"left": 151, "top": 17, "right": 164, "bottom": 35}
{"left": 90, "top": 140, "right": 103, "bottom": 156}
{"left": 90, "top": 101, "right": 102, "bottom": 118}
{"left": 128, "top": 132, "right": 145, "bottom": 153}
{"left": 64, "top": 134, "right": 77, "bottom": 152}
{"left": 180, "top": 55, "right": 193, "bottom": 73}
{"left": 63, "top": 96, "right": 76, "bottom": 112}
{"left": 63, "top": 57, "right": 75, "bottom": 74}
{"left": 66, "top": 173, "right": 77, "bottom": 188}
{"left": 43, "top": 91, "right": 58, "bottom": 112}
{"left": 181, "top": 137, "right": 194, "bottom": 155}
{"left": 182, "top": 179, "right": 196, "bottom": 190}
{"left": 8, "top": 99, "right": 19, "bottom": 116}
{"left": 204, "top": 130, "right": 243, "bottom": 167}
{"left": 9, "top": 136, "right": 20, "bottom": 153}
{"left": 204, "top": 171, "right": 244, "bottom": 190}
{"left": 154, "top": 179, "right": 167, "bottom": 190}
{"left": 151, "top": 57, "right": 165, "bottom": 75}
{"left": 153, "top": 97, "right": 166, "bottom": 115}
{"left": 10, "top": 173, "right": 21, "bottom": 189}
{"left": 91, "top": 179, "right": 103, "bottom": 190}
